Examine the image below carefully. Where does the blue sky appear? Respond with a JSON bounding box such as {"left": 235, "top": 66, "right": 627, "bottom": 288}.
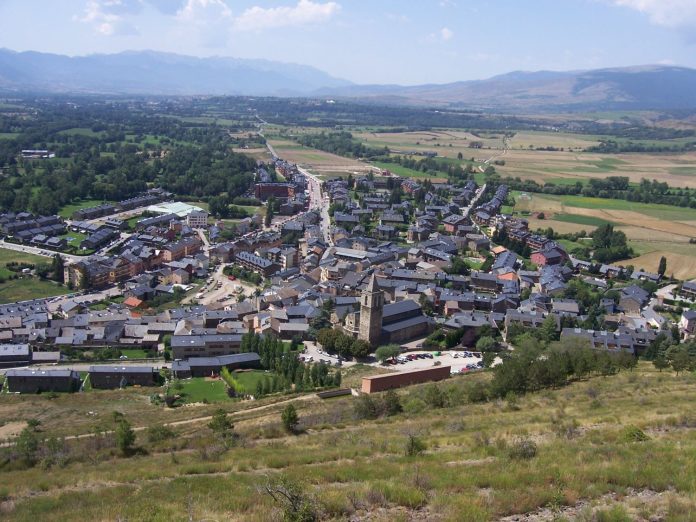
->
{"left": 1, "top": 0, "right": 695, "bottom": 85}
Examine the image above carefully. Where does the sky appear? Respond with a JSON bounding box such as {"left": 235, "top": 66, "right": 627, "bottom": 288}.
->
{"left": 1, "top": 0, "right": 696, "bottom": 85}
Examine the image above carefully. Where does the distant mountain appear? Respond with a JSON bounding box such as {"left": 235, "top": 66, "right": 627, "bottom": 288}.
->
{"left": 0, "top": 49, "right": 351, "bottom": 96}
{"left": 322, "top": 66, "right": 696, "bottom": 111}
{"left": 1, "top": 50, "right": 694, "bottom": 112}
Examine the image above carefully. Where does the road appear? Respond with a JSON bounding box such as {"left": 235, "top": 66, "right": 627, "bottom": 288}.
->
{"left": 461, "top": 183, "right": 487, "bottom": 220}
{"left": 297, "top": 165, "right": 332, "bottom": 245}
{"left": 478, "top": 136, "right": 510, "bottom": 172}
{"left": 0, "top": 238, "right": 84, "bottom": 263}
{"left": 183, "top": 263, "right": 258, "bottom": 307}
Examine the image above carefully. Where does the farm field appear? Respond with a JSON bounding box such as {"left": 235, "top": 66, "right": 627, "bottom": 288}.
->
{"left": 266, "top": 137, "right": 372, "bottom": 178}
{"left": 0, "top": 277, "right": 69, "bottom": 304}
{"left": 497, "top": 147, "right": 696, "bottom": 188}
{"left": 3, "top": 364, "right": 696, "bottom": 520}
{"left": 371, "top": 161, "right": 448, "bottom": 181}
{"left": 511, "top": 192, "right": 696, "bottom": 277}
{"left": 355, "top": 129, "right": 505, "bottom": 161}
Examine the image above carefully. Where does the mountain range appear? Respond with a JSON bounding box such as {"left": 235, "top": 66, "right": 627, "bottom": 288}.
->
{"left": 1, "top": 49, "right": 696, "bottom": 111}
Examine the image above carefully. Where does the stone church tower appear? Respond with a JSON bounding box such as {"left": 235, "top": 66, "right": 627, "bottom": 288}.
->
{"left": 359, "top": 274, "right": 383, "bottom": 346}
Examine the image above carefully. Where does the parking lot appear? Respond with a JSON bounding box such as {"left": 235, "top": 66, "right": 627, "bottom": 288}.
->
{"left": 302, "top": 339, "right": 483, "bottom": 375}
{"left": 382, "top": 350, "right": 484, "bottom": 374}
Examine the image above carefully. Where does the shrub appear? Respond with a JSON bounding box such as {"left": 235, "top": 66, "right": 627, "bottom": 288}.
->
{"left": 146, "top": 424, "right": 175, "bottom": 443}
{"left": 507, "top": 438, "right": 537, "bottom": 460}
{"left": 282, "top": 404, "right": 300, "bottom": 433}
{"left": 623, "top": 425, "right": 650, "bottom": 442}
{"left": 402, "top": 397, "right": 427, "bottom": 414}
{"left": 423, "top": 384, "right": 446, "bottom": 408}
{"left": 262, "top": 474, "right": 318, "bottom": 522}
{"left": 354, "top": 395, "right": 379, "bottom": 420}
{"left": 382, "top": 390, "right": 403, "bottom": 416}
{"left": 404, "top": 434, "right": 427, "bottom": 457}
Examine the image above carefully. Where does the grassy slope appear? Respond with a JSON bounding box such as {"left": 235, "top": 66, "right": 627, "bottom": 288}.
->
{"left": 2, "top": 364, "right": 696, "bottom": 520}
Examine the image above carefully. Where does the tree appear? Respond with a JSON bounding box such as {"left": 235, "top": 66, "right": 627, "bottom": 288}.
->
{"left": 115, "top": 417, "right": 136, "bottom": 456}
{"left": 208, "top": 409, "right": 233, "bottom": 444}
{"left": 375, "top": 344, "right": 401, "bottom": 364}
{"left": 15, "top": 426, "right": 39, "bottom": 465}
{"left": 350, "top": 339, "right": 371, "bottom": 359}
{"left": 281, "top": 404, "right": 300, "bottom": 433}
{"left": 667, "top": 346, "right": 691, "bottom": 375}
{"left": 653, "top": 354, "right": 669, "bottom": 372}
{"left": 475, "top": 336, "right": 497, "bottom": 352}
{"left": 658, "top": 256, "right": 667, "bottom": 277}
{"left": 51, "top": 254, "right": 64, "bottom": 283}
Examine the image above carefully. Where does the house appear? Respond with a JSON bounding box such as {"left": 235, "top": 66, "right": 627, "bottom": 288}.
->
{"left": 0, "top": 344, "right": 32, "bottom": 368}
{"left": 172, "top": 352, "right": 261, "bottom": 378}
{"left": 5, "top": 369, "right": 81, "bottom": 393}
{"left": 531, "top": 246, "right": 566, "bottom": 267}
{"left": 619, "top": 285, "right": 650, "bottom": 315}
{"left": 88, "top": 366, "right": 157, "bottom": 389}
{"left": 678, "top": 281, "right": 696, "bottom": 300}
{"left": 680, "top": 310, "right": 696, "bottom": 334}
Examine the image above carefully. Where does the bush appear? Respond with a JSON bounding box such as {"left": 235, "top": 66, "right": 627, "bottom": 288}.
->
{"left": 623, "top": 425, "right": 650, "bottom": 442}
{"left": 146, "top": 424, "right": 175, "bottom": 443}
{"left": 507, "top": 438, "right": 537, "bottom": 460}
{"left": 404, "top": 434, "right": 427, "bottom": 457}
{"left": 382, "top": 390, "right": 403, "bottom": 416}
{"left": 282, "top": 404, "right": 300, "bottom": 433}
{"left": 354, "top": 395, "right": 379, "bottom": 420}
{"left": 423, "top": 384, "right": 446, "bottom": 408}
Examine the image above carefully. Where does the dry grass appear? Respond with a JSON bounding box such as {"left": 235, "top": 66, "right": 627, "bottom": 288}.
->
{"left": 2, "top": 364, "right": 696, "bottom": 521}
{"left": 619, "top": 250, "right": 696, "bottom": 279}
{"left": 498, "top": 148, "right": 696, "bottom": 188}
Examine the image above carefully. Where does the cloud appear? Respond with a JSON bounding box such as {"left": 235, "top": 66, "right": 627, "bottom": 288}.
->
{"left": 75, "top": 0, "right": 141, "bottom": 35}
{"left": 609, "top": 0, "right": 696, "bottom": 28}
{"left": 440, "top": 27, "right": 454, "bottom": 41}
{"left": 233, "top": 0, "right": 341, "bottom": 31}
{"left": 176, "top": 0, "right": 231, "bottom": 23}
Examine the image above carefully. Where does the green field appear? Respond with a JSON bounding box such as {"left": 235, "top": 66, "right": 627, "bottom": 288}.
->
{"left": 0, "top": 277, "right": 69, "bottom": 304}
{"left": 0, "top": 132, "right": 19, "bottom": 140}
{"left": 57, "top": 127, "right": 105, "bottom": 137}
{"left": 559, "top": 195, "right": 696, "bottom": 220}
{"left": 58, "top": 230, "right": 88, "bottom": 248}
{"left": 58, "top": 199, "right": 110, "bottom": 219}
{"left": 0, "top": 248, "right": 49, "bottom": 280}
{"left": 371, "top": 161, "right": 447, "bottom": 180}
{"left": 178, "top": 378, "right": 229, "bottom": 403}
{"left": 119, "top": 349, "right": 152, "bottom": 359}
{"left": 233, "top": 370, "right": 270, "bottom": 393}
{"left": 552, "top": 213, "right": 616, "bottom": 227}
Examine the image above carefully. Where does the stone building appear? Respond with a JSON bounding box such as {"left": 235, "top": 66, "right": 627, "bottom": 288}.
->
{"left": 359, "top": 274, "right": 383, "bottom": 347}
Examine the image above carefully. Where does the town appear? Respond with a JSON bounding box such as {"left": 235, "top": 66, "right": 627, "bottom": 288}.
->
{"left": 1, "top": 139, "right": 690, "bottom": 396}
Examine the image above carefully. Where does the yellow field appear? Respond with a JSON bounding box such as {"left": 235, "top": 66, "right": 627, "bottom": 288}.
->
{"left": 619, "top": 251, "right": 696, "bottom": 280}
{"left": 497, "top": 147, "right": 696, "bottom": 188}
{"left": 267, "top": 138, "right": 372, "bottom": 177}
{"left": 355, "top": 130, "right": 505, "bottom": 161}
{"left": 509, "top": 131, "right": 601, "bottom": 150}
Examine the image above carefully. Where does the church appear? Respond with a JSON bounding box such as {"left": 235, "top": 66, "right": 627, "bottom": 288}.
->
{"left": 343, "top": 274, "right": 434, "bottom": 347}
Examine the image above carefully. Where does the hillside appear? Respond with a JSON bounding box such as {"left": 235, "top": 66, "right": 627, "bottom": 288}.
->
{"left": 326, "top": 66, "right": 696, "bottom": 111}
{"left": 0, "top": 49, "right": 351, "bottom": 96}
{"left": 1, "top": 50, "right": 695, "bottom": 112}
{"left": 1, "top": 362, "right": 695, "bottom": 521}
